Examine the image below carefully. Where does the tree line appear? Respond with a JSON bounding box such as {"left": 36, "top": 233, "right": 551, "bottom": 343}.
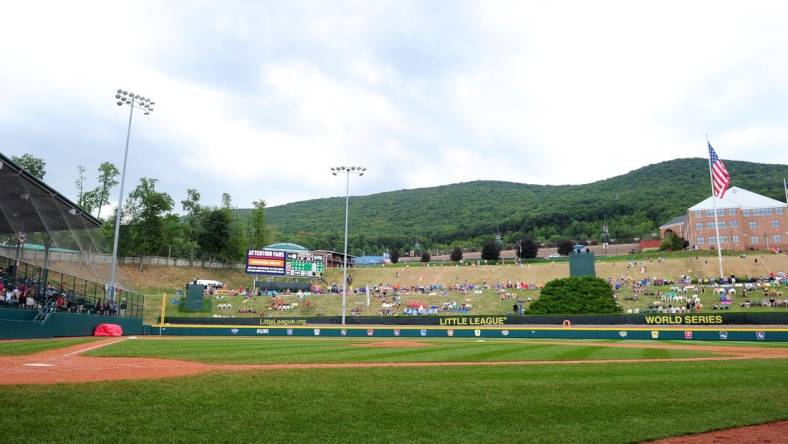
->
{"left": 10, "top": 154, "right": 268, "bottom": 263}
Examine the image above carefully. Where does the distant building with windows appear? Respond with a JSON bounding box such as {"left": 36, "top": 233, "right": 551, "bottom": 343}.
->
{"left": 660, "top": 187, "right": 787, "bottom": 251}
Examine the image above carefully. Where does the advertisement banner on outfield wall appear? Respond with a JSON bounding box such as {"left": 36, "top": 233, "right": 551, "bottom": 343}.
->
{"left": 165, "top": 312, "right": 788, "bottom": 327}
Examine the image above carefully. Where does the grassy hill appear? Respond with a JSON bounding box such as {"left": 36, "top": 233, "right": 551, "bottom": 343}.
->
{"left": 253, "top": 158, "right": 787, "bottom": 252}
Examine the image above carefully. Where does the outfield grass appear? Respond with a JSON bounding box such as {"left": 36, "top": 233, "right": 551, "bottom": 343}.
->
{"left": 1, "top": 359, "right": 787, "bottom": 443}
{"left": 0, "top": 337, "right": 97, "bottom": 356}
{"left": 88, "top": 338, "right": 719, "bottom": 364}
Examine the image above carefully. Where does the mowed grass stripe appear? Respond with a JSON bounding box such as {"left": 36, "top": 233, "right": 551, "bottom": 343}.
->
{"left": 0, "top": 337, "right": 97, "bottom": 356}
{"left": 88, "top": 338, "right": 719, "bottom": 364}
{"left": 2, "top": 360, "right": 787, "bottom": 443}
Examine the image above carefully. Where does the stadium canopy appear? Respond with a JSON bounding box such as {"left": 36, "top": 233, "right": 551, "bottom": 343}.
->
{"left": 264, "top": 242, "right": 309, "bottom": 252}
{"left": 0, "top": 152, "right": 100, "bottom": 236}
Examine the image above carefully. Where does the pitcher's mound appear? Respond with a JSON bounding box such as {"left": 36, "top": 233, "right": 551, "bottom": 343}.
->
{"left": 356, "top": 340, "right": 432, "bottom": 348}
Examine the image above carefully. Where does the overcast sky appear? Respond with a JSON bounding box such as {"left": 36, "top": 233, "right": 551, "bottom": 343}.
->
{"left": 1, "top": 1, "right": 787, "bottom": 210}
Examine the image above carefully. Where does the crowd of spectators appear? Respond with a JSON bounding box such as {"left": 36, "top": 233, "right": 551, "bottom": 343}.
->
{"left": 0, "top": 264, "right": 129, "bottom": 317}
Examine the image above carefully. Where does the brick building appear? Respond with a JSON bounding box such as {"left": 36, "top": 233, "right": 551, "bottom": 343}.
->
{"left": 660, "top": 187, "right": 787, "bottom": 251}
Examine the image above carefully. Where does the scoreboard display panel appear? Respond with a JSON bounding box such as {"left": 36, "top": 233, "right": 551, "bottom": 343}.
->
{"left": 286, "top": 252, "right": 325, "bottom": 277}
{"left": 246, "top": 250, "right": 325, "bottom": 277}
{"left": 245, "top": 250, "right": 286, "bottom": 275}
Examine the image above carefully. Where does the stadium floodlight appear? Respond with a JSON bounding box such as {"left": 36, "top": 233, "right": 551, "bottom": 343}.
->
{"left": 108, "top": 88, "right": 155, "bottom": 301}
{"left": 332, "top": 165, "right": 367, "bottom": 325}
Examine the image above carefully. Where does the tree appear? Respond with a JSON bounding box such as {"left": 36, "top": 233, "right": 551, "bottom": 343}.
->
{"left": 88, "top": 162, "right": 120, "bottom": 219}
{"left": 181, "top": 188, "right": 204, "bottom": 260}
{"left": 249, "top": 199, "right": 267, "bottom": 248}
{"left": 199, "top": 209, "right": 231, "bottom": 260}
{"left": 221, "top": 192, "right": 232, "bottom": 210}
{"left": 181, "top": 188, "right": 203, "bottom": 216}
{"left": 529, "top": 276, "right": 620, "bottom": 314}
{"left": 125, "top": 178, "right": 175, "bottom": 257}
{"left": 450, "top": 247, "right": 463, "bottom": 262}
{"left": 12, "top": 153, "right": 46, "bottom": 179}
{"left": 556, "top": 239, "right": 574, "bottom": 256}
{"left": 517, "top": 238, "right": 539, "bottom": 260}
{"left": 75, "top": 165, "right": 86, "bottom": 208}
{"left": 420, "top": 251, "right": 431, "bottom": 263}
{"left": 389, "top": 248, "right": 400, "bottom": 264}
{"left": 660, "top": 231, "right": 685, "bottom": 251}
{"left": 481, "top": 239, "right": 501, "bottom": 261}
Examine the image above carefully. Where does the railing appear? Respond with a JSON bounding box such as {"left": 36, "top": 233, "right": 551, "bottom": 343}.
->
{"left": 0, "top": 256, "right": 144, "bottom": 318}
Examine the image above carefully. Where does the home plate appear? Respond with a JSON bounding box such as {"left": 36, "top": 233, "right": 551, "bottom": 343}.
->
{"left": 24, "top": 363, "right": 54, "bottom": 367}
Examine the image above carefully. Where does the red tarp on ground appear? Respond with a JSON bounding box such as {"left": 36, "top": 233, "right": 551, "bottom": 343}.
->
{"left": 94, "top": 323, "right": 123, "bottom": 336}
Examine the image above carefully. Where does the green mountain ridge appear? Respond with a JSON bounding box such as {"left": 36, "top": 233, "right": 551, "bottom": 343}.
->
{"left": 246, "top": 158, "right": 787, "bottom": 253}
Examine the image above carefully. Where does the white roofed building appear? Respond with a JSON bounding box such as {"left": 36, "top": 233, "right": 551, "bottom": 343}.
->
{"left": 663, "top": 187, "right": 787, "bottom": 251}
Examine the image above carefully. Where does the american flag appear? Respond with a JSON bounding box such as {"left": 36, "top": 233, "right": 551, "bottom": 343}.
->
{"left": 708, "top": 142, "right": 730, "bottom": 198}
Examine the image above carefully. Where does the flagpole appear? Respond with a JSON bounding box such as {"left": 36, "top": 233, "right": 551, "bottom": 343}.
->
{"left": 706, "top": 135, "right": 725, "bottom": 281}
{"left": 784, "top": 177, "right": 787, "bottom": 205}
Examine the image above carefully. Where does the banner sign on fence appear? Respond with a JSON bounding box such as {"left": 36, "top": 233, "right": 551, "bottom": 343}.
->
{"left": 166, "top": 312, "right": 788, "bottom": 326}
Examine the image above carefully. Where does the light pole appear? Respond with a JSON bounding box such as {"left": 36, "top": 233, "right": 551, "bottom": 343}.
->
{"left": 108, "top": 89, "right": 154, "bottom": 300}
{"left": 331, "top": 165, "right": 366, "bottom": 325}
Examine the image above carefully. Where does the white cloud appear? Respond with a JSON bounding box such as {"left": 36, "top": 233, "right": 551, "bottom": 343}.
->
{"left": 0, "top": 0, "right": 786, "bottom": 210}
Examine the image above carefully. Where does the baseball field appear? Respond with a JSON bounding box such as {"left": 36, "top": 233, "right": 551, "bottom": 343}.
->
{"left": 1, "top": 337, "right": 787, "bottom": 443}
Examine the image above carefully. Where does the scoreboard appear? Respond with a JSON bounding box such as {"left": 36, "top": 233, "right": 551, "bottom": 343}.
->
{"left": 286, "top": 252, "right": 325, "bottom": 277}
{"left": 245, "top": 249, "right": 324, "bottom": 277}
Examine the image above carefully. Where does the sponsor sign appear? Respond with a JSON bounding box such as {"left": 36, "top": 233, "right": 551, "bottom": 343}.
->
{"left": 245, "top": 249, "right": 286, "bottom": 275}
{"left": 756, "top": 331, "right": 766, "bottom": 341}
{"left": 286, "top": 328, "right": 294, "bottom": 336}
{"left": 618, "top": 331, "right": 627, "bottom": 338}
{"left": 474, "top": 329, "right": 481, "bottom": 337}
{"left": 230, "top": 328, "right": 239, "bottom": 335}
{"left": 719, "top": 331, "right": 728, "bottom": 340}
{"left": 420, "top": 329, "right": 427, "bottom": 337}
{"left": 256, "top": 328, "right": 269, "bottom": 335}
{"left": 340, "top": 329, "right": 347, "bottom": 336}
{"left": 501, "top": 330, "right": 509, "bottom": 336}
{"left": 684, "top": 331, "right": 693, "bottom": 340}
{"left": 393, "top": 329, "right": 400, "bottom": 337}
{"left": 650, "top": 331, "right": 659, "bottom": 339}
{"left": 447, "top": 329, "right": 454, "bottom": 337}
{"left": 313, "top": 328, "right": 321, "bottom": 336}
{"left": 367, "top": 329, "right": 374, "bottom": 336}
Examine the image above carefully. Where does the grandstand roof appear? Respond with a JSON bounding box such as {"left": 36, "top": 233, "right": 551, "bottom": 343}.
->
{"left": 688, "top": 187, "right": 787, "bottom": 211}
{"left": 264, "top": 242, "right": 309, "bottom": 252}
{"left": 0, "top": 152, "right": 100, "bottom": 236}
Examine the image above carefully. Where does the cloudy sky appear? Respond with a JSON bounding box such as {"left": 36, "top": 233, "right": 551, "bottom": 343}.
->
{"left": 1, "top": 0, "right": 787, "bottom": 210}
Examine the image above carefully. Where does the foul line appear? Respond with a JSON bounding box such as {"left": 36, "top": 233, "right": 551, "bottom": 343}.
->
{"left": 61, "top": 338, "right": 127, "bottom": 357}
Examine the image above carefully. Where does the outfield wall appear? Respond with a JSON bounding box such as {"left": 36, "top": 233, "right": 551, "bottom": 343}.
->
{"left": 147, "top": 324, "right": 788, "bottom": 342}
{"left": 164, "top": 312, "right": 788, "bottom": 327}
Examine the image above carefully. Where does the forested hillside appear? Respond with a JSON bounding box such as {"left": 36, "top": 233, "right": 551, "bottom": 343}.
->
{"left": 249, "top": 158, "right": 787, "bottom": 254}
